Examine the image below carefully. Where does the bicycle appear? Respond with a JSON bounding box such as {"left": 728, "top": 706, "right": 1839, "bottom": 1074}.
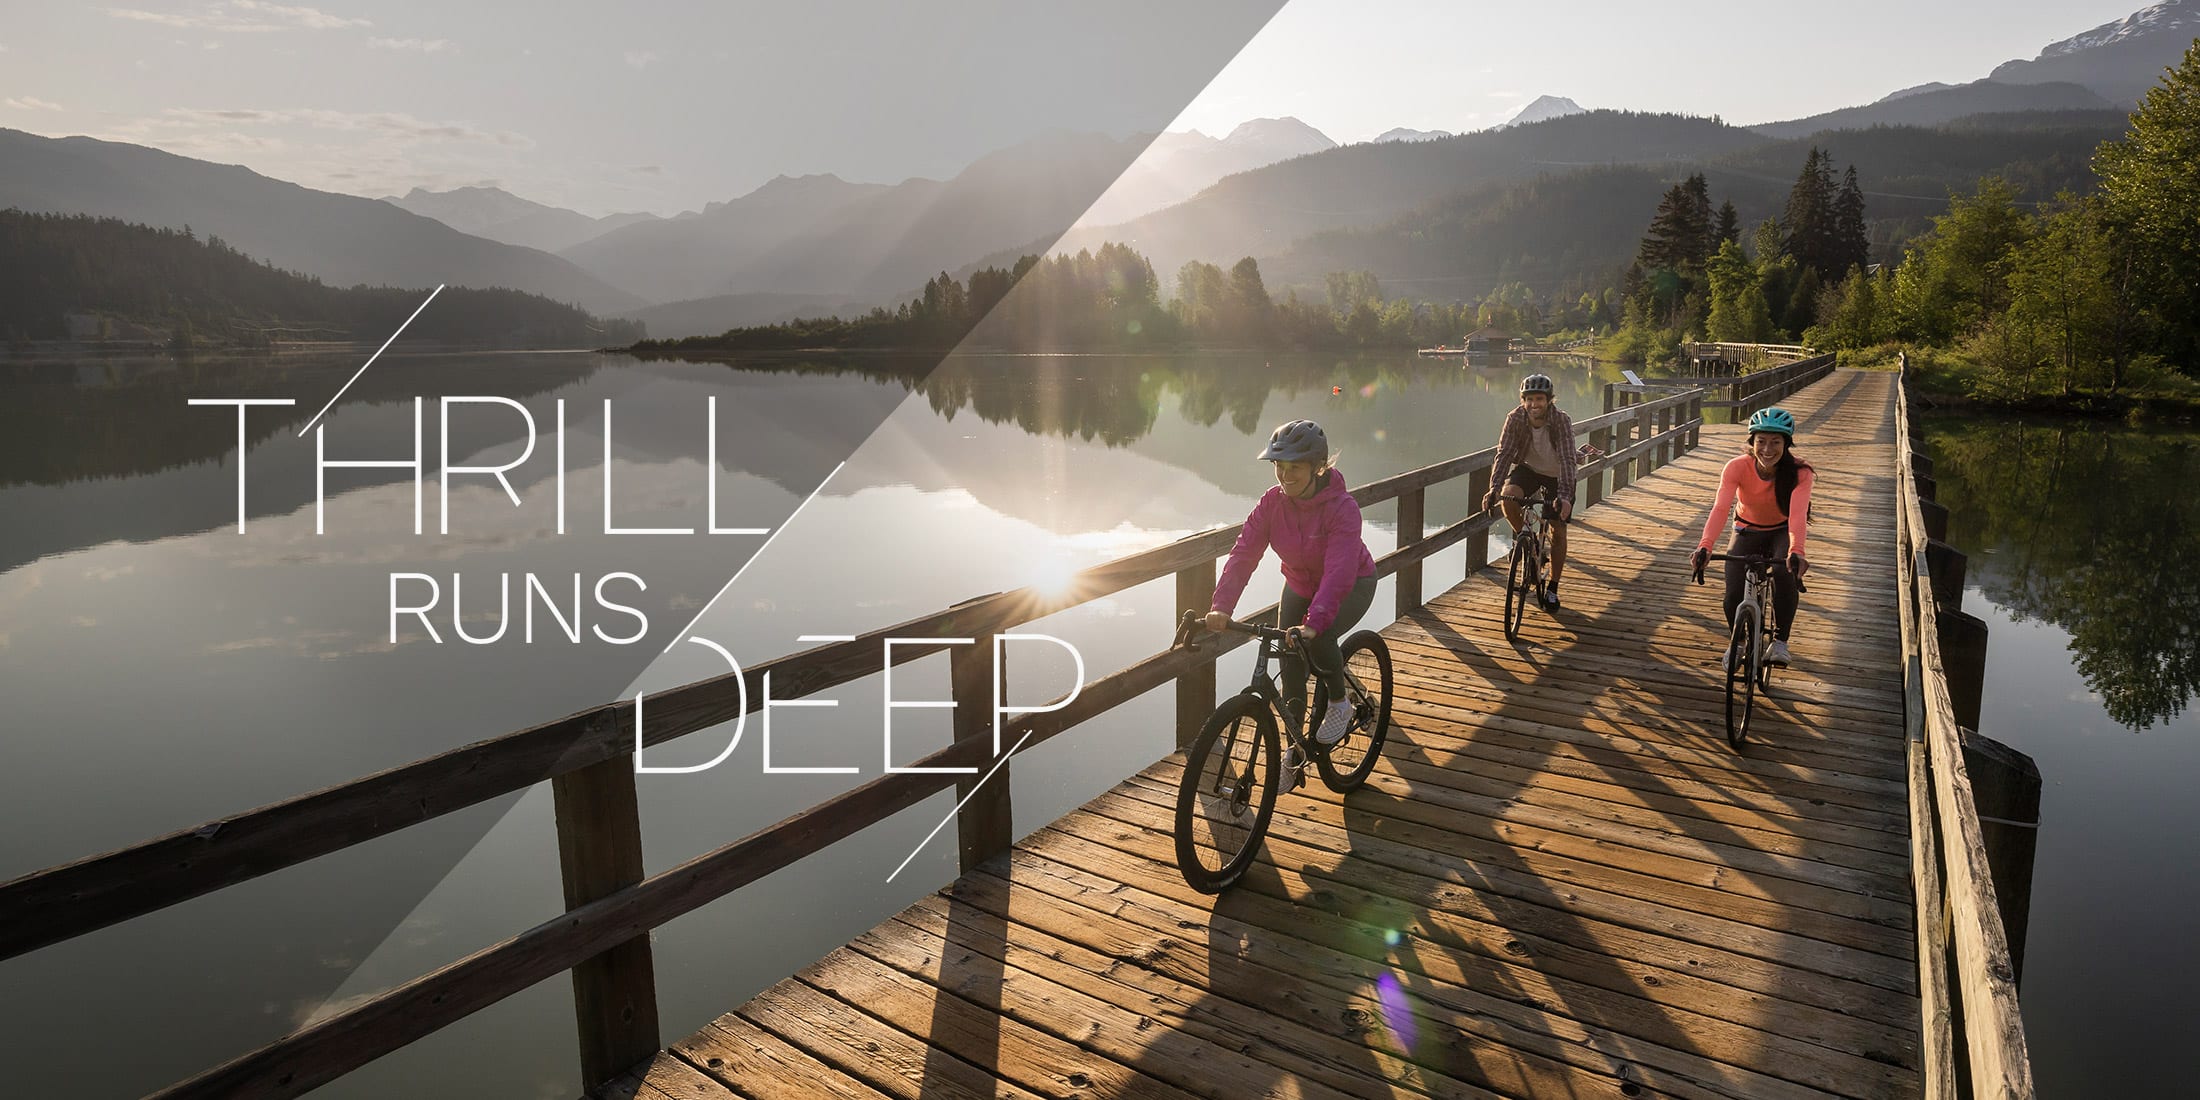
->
{"left": 1168, "top": 609, "right": 1394, "bottom": 893}
{"left": 1492, "top": 490, "right": 1557, "bottom": 641}
{"left": 1697, "top": 552, "right": 1798, "bottom": 750}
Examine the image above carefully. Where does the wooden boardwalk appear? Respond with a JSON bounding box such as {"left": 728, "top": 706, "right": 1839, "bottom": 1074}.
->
{"left": 610, "top": 369, "right": 1918, "bottom": 1100}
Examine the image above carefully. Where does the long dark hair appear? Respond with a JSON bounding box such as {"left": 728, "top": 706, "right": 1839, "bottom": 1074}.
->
{"left": 1766, "top": 441, "right": 1813, "bottom": 518}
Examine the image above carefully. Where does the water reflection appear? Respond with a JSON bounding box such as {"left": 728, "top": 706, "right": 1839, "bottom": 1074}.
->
{"left": 1923, "top": 417, "right": 2200, "bottom": 728}
{"left": 0, "top": 348, "right": 1611, "bottom": 1098}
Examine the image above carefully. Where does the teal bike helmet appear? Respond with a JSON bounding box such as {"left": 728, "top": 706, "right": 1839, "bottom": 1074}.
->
{"left": 1746, "top": 406, "right": 1796, "bottom": 439}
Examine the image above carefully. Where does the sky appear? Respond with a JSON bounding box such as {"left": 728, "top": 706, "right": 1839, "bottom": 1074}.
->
{"left": 0, "top": 0, "right": 2156, "bottom": 217}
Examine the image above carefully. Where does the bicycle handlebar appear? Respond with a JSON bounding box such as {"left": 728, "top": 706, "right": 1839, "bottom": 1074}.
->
{"left": 1706, "top": 552, "right": 1788, "bottom": 571}
{"left": 1174, "top": 609, "right": 1299, "bottom": 653}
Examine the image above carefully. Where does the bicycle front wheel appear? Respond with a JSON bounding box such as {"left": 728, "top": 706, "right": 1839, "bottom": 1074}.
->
{"left": 1315, "top": 631, "right": 1393, "bottom": 792}
{"left": 1175, "top": 694, "right": 1281, "bottom": 893}
{"left": 1725, "top": 607, "right": 1758, "bottom": 751}
{"left": 1503, "top": 536, "right": 1531, "bottom": 640}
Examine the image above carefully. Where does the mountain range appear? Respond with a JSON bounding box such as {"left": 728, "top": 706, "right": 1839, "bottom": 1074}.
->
{"left": 0, "top": 129, "right": 642, "bottom": 315}
{"left": 380, "top": 186, "right": 660, "bottom": 254}
{"left": 4, "top": 1, "right": 2190, "bottom": 338}
{"left": 1992, "top": 0, "right": 2199, "bottom": 104}
{"left": 1075, "top": 117, "right": 1337, "bottom": 227}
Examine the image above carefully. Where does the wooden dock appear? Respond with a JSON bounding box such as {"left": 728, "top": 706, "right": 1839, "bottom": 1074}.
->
{"left": 610, "top": 370, "right": 1926, "bottom": 1099}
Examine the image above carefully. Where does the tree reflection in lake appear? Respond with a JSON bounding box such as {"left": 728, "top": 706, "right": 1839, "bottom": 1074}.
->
{"left": 1923, "top": 416, "right": 2200, "bottom": 729}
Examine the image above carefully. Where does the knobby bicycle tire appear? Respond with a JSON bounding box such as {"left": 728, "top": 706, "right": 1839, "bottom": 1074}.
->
{"left": 1725, "top": 607, "right": 1758, "bottom": 750}
{"left": 1315, "top": 631, "right": 1393, "bottom": 792}
{"left": 1175, "top": 694, "right": 1281, "bottom": 893}
{"left": 1504, "top": 536, "right": 1532, "bottom": 640}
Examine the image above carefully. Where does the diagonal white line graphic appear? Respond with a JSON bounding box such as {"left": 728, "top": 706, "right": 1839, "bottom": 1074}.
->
{"left": 886, "top": 727, "right": 1034, "bottom": 883}
{"left": 660, "top": 461, "right": 845, "bottom": 653}
{"left": 298, "top": 283, "right": 444, "bottom": 437}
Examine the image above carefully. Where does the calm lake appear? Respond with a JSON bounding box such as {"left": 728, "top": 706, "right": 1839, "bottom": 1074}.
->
{"left": 0, "top": 349, "right": 1570, "bottom": 1097}
{"left": 1916, "top": 414, "right": 2200, "bottom": 1098}
{"left": 3, "top": 352, "right": 2183, "bottom": 1096}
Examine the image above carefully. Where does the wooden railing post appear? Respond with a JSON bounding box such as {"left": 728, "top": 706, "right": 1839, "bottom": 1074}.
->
{"left": 552, "top": 756, "right": 661, "bottom": 1091}
{"left": 1925, "top": 540, "right": 1968, "bottom": 610}
{"left": 1611, "top": 408, "right": 1634, "bottom": 493}
{"left": 1632, "top": 402, "right": 1652, "bottom": 483}
{"left": 1466, "top": 466, "right": 1492, "bottom": 573}
{"left": 1176, "top": 560, "right": 1215, "bottom": 750}
{"left": 1396, "top": 487, "right": 1425, "bottom": 618}
{"left": 1655, "top": 405, "right": 1674, "bottom": 470}
{"left": 952, "top": 637, "right": 1012, "bottom": 870}
{"left": 1920, "top": 498, "right": 1951, "bottom": 544}
{"left": 1937, "top": 610, "right": 1991, "bottom": 735}
{"left": 1688, "top": 393, "right": 1703, "bottom": 450}
{"left": 1584, "top": 423, "right": 1609, "bottom": 508}
{"left": 1961, "top": 730, "right": 2043, "bottom": 987}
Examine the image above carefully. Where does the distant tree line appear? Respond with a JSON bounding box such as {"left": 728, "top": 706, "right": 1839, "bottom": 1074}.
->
{"left": 638, "top": 243, "right": 1566, "bottom": 354}
{"left": 0, "top": 209, "right": 643, "bottom": 350}
{"left": 1604, "top": 148, "right": 1870, "bottom": 364}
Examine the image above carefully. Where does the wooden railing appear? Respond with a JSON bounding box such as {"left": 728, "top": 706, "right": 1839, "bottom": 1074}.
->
{"left": 1622, "top": 353, "right": 1836, "bottom": 424}
{"left": 0, "top": 388, "right": 1710, "bottom": 1099}
{"left": 1894, "top": 368, "right": 2034, "bottom": 1098}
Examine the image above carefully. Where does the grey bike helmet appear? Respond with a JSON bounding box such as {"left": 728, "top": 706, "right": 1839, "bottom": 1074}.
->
{"left": 1520, "top": 373, "right": 1555, "bottom": 396}
{"left": 1258, "top": 419, "right": 1328, "bottom": 463}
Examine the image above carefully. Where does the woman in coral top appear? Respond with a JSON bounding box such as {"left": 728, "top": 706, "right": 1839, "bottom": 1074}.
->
{"left": 1689, "top": 407, "right": 1814, "bottom": 667}
{"left": 1205, "top": 419, "right": 1378, "bottom": 749}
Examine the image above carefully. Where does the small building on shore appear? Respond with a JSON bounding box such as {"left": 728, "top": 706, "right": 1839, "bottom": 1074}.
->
{"left": 1463, "top": 328, "right": 1517, "bottom": 355}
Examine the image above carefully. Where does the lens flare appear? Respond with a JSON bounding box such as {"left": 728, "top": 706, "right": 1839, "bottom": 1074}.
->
{"left": 1375, "top": 970, "right": 1416, "bottom": 1051}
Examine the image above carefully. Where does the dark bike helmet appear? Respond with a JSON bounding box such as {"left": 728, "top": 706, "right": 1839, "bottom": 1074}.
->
{"left": 1519, "top": 373, "right": 1555, "bottom": 396}
{"left": 1258, "top": 419, "right": 1328, "bottom": 463}
{"left": 1746, "top": 406, "right": 1796, "bottom": 439}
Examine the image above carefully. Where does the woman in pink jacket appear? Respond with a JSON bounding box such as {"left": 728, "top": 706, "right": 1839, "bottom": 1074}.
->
{"left": 1689, "top": 406, "right": 1814, "bottom": 667}
{"left": 1204, "top": 419, "right": 1378, "bottom": 747}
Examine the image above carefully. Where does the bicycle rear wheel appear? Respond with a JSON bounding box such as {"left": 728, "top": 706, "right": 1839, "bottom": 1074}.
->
{"left": 1315, "top": 632, "right": 1393, "bottom": 792}
{"left": 1725, "top": 607, "right": 1758, "bottom": 750}
{"left": 1175, "top": 694, "right": 1281, "bottom": 893}
{"left": 1503, "top": 537, "right": 1531, "bottom": 640}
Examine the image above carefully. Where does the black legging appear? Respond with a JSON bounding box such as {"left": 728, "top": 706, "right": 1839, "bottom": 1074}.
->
{"left": 1723, "top": 528, "right": 1800, "bottom": 640}
{"left": 1279, "top": 574, "right": 1378, "bottom": 729}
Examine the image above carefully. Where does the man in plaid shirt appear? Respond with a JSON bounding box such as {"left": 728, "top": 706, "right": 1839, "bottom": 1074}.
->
{"left": 1480, "top": 372, "right": 1578, "bottom": 609}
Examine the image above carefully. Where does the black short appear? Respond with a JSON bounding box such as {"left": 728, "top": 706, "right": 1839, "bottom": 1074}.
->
{"left": 1502, "top": 467, "right": 1563, "bottom": 516}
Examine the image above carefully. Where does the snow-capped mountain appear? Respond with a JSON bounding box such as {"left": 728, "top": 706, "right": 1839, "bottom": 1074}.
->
{"left": 1498, "top": 96, "right": 1587, "bottom": 129}
{"left": 2040, "top": 0, "right": 2199, "bottom": 57}
{"left": 1990, "top": 0, "right": 2200, "bottom": 104}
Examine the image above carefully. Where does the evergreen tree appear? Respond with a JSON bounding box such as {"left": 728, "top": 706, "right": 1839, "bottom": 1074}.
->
{"left": 1833, "top": 166, "right": 1871, "bottom": 276}
{"left": 1715, "top": 200, "right": 1741, "bottom": 248}
{"left": 1683, "top": 173, "right": 1716, "bottom": 266}
{"left": 1782, "top": 147, "right": 1839, "bottom": 279}
{"left": 1638, "top": 180, "right": 1711, "bottom": 273}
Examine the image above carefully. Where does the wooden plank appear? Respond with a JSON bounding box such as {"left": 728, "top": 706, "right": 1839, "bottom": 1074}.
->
{"left": 736, "top": 979, "right": 1049, "bottom": 1100}
{"left": 596, "top": 1052, "right": 742, "bottom": 1100}
{"left": 895, "top": 886, "right": 1552, "bottom": 1099}
{"left": 791, "top": 946, "right": 1207, "bottom": 1100}
{"left": 670, "top": 1017, "right": 886, "bottom": 1100}
{"left": 1006, "top": 833, "right": 1886, "bottom": 1100}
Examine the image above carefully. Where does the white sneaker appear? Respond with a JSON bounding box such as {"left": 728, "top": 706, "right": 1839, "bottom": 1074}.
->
{"left": 1722, "top": 647, "right": 1737, "bottom": 674}
{"left": 1314, "top": 700, "right": 1356, "bottom": 745}
{"left": 1282, "top": 745, "right": 1305, "bottom": 790}
{"left": 1767, "top": 639, "right": 1792, "bottom": 667}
